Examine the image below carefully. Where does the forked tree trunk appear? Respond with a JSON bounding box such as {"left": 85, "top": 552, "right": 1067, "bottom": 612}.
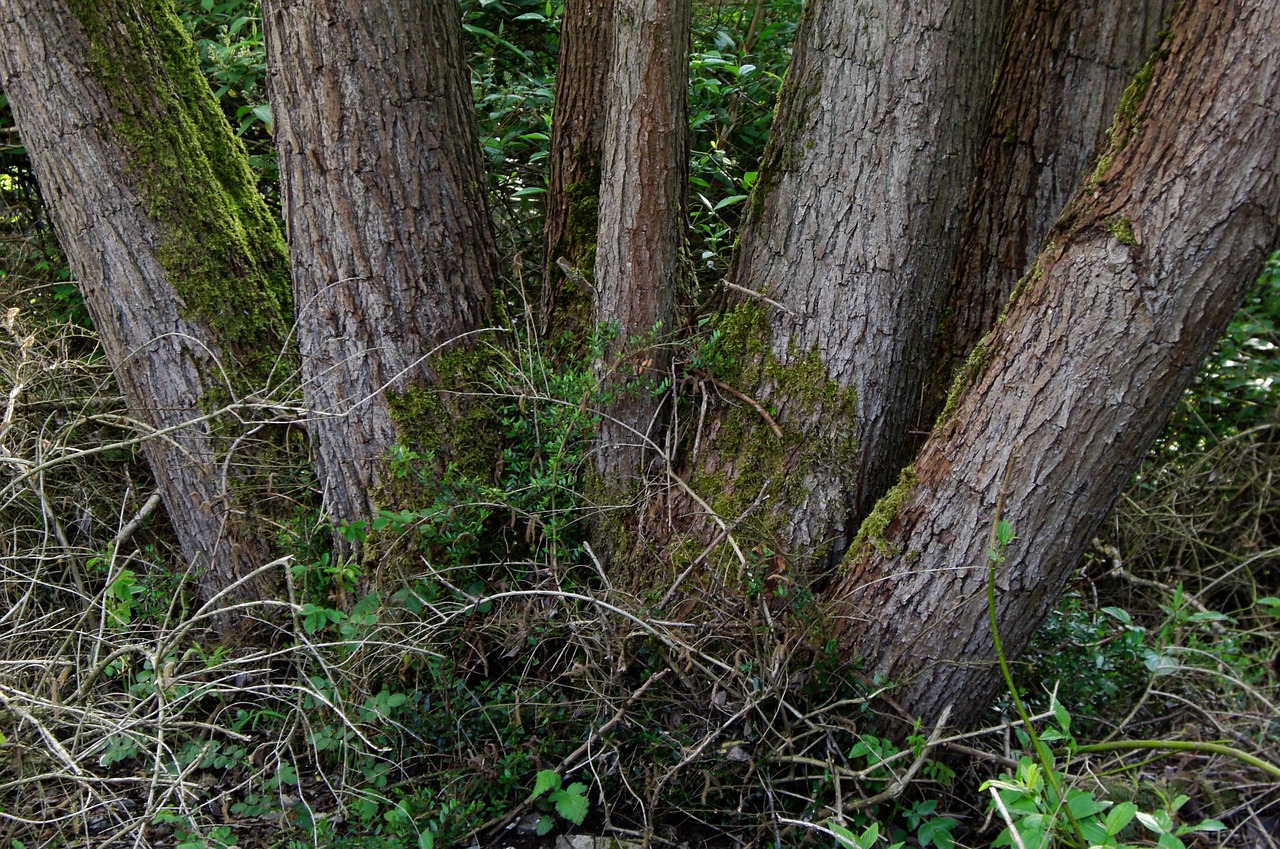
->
{"left": 544, "top": 0, "right": 613, "bottom": 287}
{"left": 592, "top": 0, "right": 690, "bottom": 484}
{"left": 263, "top": 0, "right": 499, "bottom": 525}
{"left": 660, "top": 1, "right": 1009, "bottom": 570}
{"left": 922, "top": 0, "right": 1177, "bottom": 424}
{"left": 829, "top": 0, "right": 1280, "bottom": 728}
{"left": 0, "top": 0, "right": 294, "bottom": 620}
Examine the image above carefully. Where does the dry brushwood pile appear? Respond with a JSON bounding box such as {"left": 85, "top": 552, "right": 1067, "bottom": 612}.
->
{"left": 1, "top": 246, "right": 1278, "bottom": 849}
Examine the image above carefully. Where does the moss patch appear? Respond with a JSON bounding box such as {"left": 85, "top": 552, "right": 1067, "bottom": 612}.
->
{"left": 1087, "top": 42, "right": 1165, "bottom": 189}
{"left": 685, "top": 301, "right": 860, "bottom": 573}
{"left": 1001, "top": 119, "right": 1019, "bottom": 148}
{"left": 385, "top": 344, "right": 504, "bottom": 487}
{"left": 68, "top": 0, "right": 292, "bottom": 393}
{"left": 935, "top": 339, "right": 991, "bottom": 431}
{"left": 1104, "top": 216, "right": 1138, "bottom": 247}
{"left": 845, "top": 464, "right": 917, "bottom": 562}
{"left": 562, "top": 162, "right": 601, "bottom": 279}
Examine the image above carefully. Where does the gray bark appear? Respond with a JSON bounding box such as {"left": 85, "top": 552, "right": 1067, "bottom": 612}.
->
{"left": 830, "top": 0, "right": 1280, "bottom": 727}
{"left": 705, "top": 0, "right": 1010, "bottom": 562}
{"left": 593, "top": 0, "right": 690, "bottom": 483}
{"left": 923, "top": 0, "right": 1177, "bottom": 425}
{"left": 544, "top": 0, "right": 613, "bottom": 285}
{"left": 263, "top": 0, "right": 499, "bottom": 526}
{"left": 0, "top": 0, "right": 294, "bottom": 621}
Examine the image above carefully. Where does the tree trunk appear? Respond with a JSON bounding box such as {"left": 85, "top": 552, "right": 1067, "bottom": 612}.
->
{"left": 922, "top": 0, "right": 1177, "bottom": 426}
{"left": 592, "top": 0, "right": 690, "bottom": 483}
{"left": 543, "top": 0, "right": 613, "bottom": 287}
{"left": 671, "top": 1, "right": 1009, "bottom": 569}
{"left": 829, "top": 0, "right": 1280, "bottom": 728}
{"left": 262, "top": 0, "right": 500, "bottom": 526}
{"left": 0, "top": 0, "right": 294, "bottom": 620}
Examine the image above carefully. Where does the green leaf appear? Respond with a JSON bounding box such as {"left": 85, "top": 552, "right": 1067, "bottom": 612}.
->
{"left": 1065, "top": 789, "right": 1110, "bottom": 819}
{"left": 1100, "top": 606, "right": 1132, "bottom": 625}
{"left": 535, "top": 816, "right": 555, "bottom": 836}
{"left": 553, "top": 785, "right": 589, "bottom": 825}
{"left": 1105, "top": 802, "right": 1138, "bottom": 835}
{"left": 418, "top": 831, "right": 434, "bottom": 849}
{"left": 712, "top": 194, "right": 747, "bottom": 212}
{"left": 1143, "top": 650, "right": 1179, "bottom": 676}
{"left": 1185, "top": 818, "right": 1225, "bottom": 833}
{"left": 531, "top": 769, "right": 560, "bottom": 799}
{"left": 1079, "top": 818, "right": 1109, "bottom": 847}
{"left": 1052, "top": 701, "right": 1071, "bottom": 734}
{"left": 1256, "top": 596, "right": 1280, "bottom": 617}
{"left": 827, "top": 820, "right": 861, "bottom": 849}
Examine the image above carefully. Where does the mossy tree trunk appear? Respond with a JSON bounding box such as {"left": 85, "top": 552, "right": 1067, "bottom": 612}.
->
{"left": 827, "top": 0, "right": 1280, "bottom": 728}
{"left": 592, "top": 0, "right": 691, "bottom": 484}
{"left": 0, "top": 0, "right": 294, "bottom": 623}
{"left": 920, "top": 0, "right": 1177, "bottom": 426}
{"left": 262, "top": 0, "right": 500, "bottom": 527}
{"left": 656, "top": 0, "right": 1009, "bottom": 570}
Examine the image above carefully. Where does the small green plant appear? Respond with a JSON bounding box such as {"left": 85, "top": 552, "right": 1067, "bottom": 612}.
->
{"left": 901, "top": 800, "right": 958, "bottom": 849}
{"left": 828, "top": 820, "right": 904, "bottom": 849}
{"left": 104, "top": 567, "right": 145, "bottom": 627}
{"left": 530, "top": 769, "right": 590, "bottom": 835}
{"left": 983, "top": 750, "right": 1225, "bottom": 849}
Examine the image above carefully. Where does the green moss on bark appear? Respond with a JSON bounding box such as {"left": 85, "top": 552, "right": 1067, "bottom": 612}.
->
{"left": 845, "top": 464, "right": 917, "bottom": 562}
{"left": 686, "top": 301, "right": 860, "bottom": 571}
{"left": 562, "top": 162, "right": 601, "bottom": 279}
{"left": 385, "top": 344, "right": 503, "bottom": 486}
{"left": 1087, "top": 42, "right": 1165, "bottom": 189}
{"left": 1104, "top": 216, "right": 1138, "bottom": 246}
{"left": 67, "top": 0, "right": 292, "bottom": 391}
{"left": 935, "top": 339, "right": 991, "bottom": 431}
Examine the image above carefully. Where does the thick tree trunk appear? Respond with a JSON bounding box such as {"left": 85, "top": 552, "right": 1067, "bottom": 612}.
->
{"left": 543, "top": 0, "right": 613, "bottom": 287}
{"left": 263, "top": 0, "right": 499, "bottom": 525}
{"left": 829, "top": 0, "right": 1280, "bottom": 728}
{"left": 922, "top": 0, "right": 1177, "bottom": 426}
{"left": 0, "top": 0, "right": 294, "bottom": 619}
{"left": 670, "top": 1, "right": 1009, "bottom": 568}
{"left": 592, "top": 0, "right": 690, "bottom": 483}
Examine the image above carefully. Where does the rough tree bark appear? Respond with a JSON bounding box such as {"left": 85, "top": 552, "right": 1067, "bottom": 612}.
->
{"left": 664, "top": 1, "right": 1009, "bottom": 570}
{"left": 543, "top": 0, "right": 613, "bottom": 287}
{"left": 592, "top": 0, "right": 691, "bottom": 483}
{"left": 922, "top": 0, "right": 1177, "bottom": 424}
{"left": 262, "top": 0, "right": 500, "bottom": 526}
{"left": 829, "top": 0, "right": 1280, "bottom": 728}
{"left": 0, "top": 0, "right": 294, "bottom": 618}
